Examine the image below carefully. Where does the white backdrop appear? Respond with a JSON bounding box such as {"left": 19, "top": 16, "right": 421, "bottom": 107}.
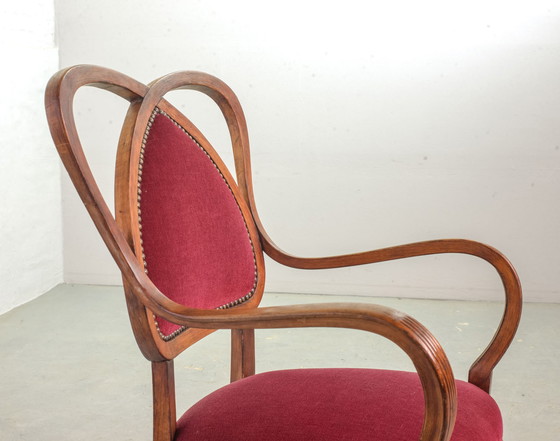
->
{"left": 56, "top": 0, "right": 560, "bottom": 302}
{"left": 0, "top": 2, "right": 62, "bottom": 314}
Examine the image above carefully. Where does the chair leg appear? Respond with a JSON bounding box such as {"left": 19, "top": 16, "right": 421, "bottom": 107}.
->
{"left": 230, "top": 329, "right": 255, "bottom": 382}
{"left": 152, "top": 360, "right": 176, "bottom": 441}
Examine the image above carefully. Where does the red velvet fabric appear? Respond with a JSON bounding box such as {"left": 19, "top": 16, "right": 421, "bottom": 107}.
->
{"left": 175, "top": 369, "right": 502, "bottom": 441}
{"left": 139, "top": 112, "right": 257, "bottom": 337}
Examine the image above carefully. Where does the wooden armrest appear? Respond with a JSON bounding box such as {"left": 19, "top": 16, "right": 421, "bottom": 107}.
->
{"left": 142, "top": 296, "right": 457, "bottom": 441}
{"left": 260, "top": 236, "right": 512, "bottom": 273}
{"left": 256, "top": 235, "right": 522, "bottom": 392}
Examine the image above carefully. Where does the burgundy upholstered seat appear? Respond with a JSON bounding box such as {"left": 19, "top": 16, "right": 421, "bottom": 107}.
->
{"left": 175, "top": 369, "right": 502, "bottom": 441}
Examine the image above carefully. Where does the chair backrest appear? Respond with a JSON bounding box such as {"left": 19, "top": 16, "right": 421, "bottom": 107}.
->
{"left": 130, "top": 108, "right": 258, "bottom": 338}
{"left": 46, "top": 66, "right": 265, "bottom": 361}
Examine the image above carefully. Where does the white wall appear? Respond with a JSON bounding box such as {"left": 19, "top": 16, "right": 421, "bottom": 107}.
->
{"left": 56, "top": 1, "right": 560, "bottom": 302}
{"left": 0, "top": 2, "right": 63, "bottom": 314}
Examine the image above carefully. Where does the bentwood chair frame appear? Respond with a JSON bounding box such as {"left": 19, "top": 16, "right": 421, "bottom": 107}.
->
{"left": 45, "top": 64, "right": 522, "bottom": 441}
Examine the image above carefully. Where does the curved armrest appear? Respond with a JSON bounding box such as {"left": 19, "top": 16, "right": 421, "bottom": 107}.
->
{"left": 144, "top": 297, "right": 457, "bottom": 441}
{"left": 257, "top": 235, "right": 521, "bottom": 392}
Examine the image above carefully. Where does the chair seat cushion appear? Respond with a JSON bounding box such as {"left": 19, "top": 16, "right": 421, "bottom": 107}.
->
{"left": 175, "top": 368, "right": 502, "bottom": 441}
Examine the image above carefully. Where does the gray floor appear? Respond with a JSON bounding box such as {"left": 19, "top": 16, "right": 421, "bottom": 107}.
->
{"left": 1, "top": 284, "right": 558, "bottom": 440}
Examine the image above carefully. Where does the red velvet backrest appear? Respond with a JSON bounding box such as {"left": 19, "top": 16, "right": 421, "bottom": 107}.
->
{"left": 137, "top": 108, "right": 258, "bottom": 340}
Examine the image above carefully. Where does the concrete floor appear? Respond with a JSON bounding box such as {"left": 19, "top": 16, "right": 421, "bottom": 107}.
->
{"left": 1, "top": 284, "right": 558, "bottom": 440}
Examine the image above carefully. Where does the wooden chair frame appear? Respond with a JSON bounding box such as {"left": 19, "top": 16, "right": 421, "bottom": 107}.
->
{"left": 45, "top": 65, "right": 522, "bottom": 441}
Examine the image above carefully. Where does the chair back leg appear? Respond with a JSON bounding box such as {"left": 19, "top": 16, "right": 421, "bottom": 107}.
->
{"left": 152, "top": 360, "right": 177, "bottom": 441}
{"left": 231, "top": 329, "right": 256, "bottom": 382}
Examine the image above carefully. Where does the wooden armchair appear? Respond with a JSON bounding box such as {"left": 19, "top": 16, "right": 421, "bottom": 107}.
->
{"left": 45, "top": 65, "right": 522, "bottom": 441}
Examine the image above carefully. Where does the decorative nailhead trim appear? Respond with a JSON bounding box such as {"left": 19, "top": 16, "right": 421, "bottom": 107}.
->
{"left": 137, "top": 108, "right": 259, "bottom": 342}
